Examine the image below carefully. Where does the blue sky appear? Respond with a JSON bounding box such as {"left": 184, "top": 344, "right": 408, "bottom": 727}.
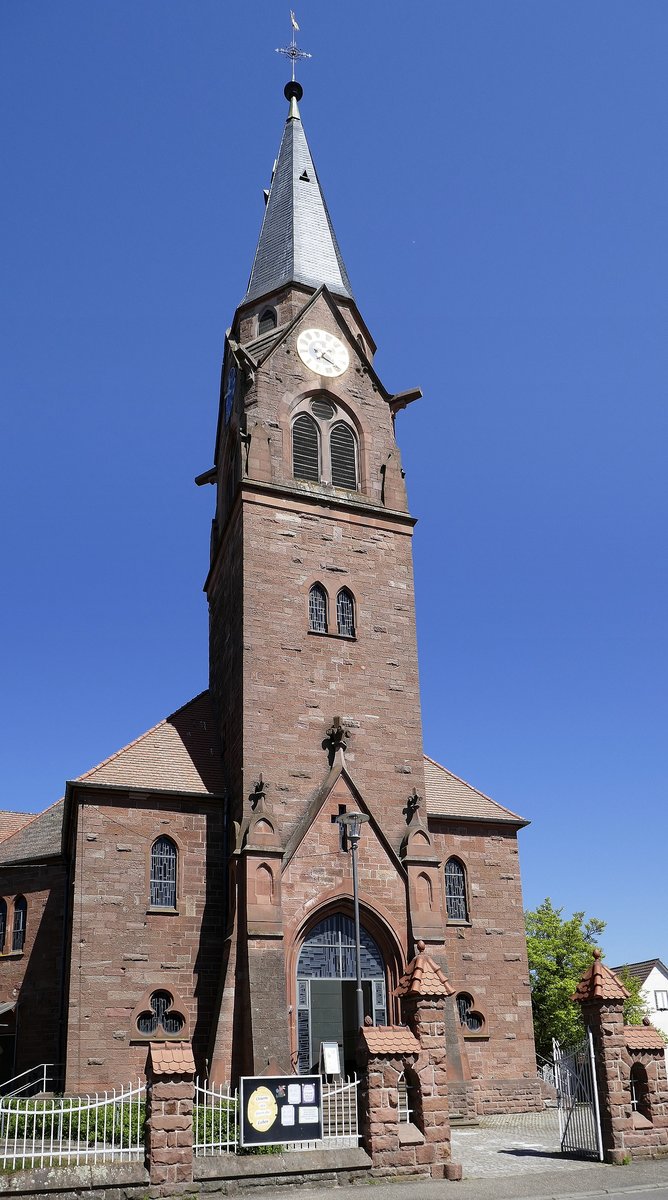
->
{"left": 1, "top": 2, "right": 666, "bottom": 967}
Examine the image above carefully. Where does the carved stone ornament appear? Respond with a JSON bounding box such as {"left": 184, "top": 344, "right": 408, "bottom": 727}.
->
{"left": 325, "top": 716, "right": 351, "bottom": 756}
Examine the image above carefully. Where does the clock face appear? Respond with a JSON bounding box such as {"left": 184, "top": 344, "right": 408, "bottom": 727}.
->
{"left": 224, "top": 365, "right": 237, "bottom": 424}
{"left": 297, "top": 328, "right": 349, "bottom": 378}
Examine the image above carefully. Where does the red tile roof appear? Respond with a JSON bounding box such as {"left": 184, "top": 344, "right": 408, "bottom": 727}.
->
{"left": 149, "top": 1041, "right": 196, "bottom": 1075}
{"left": 76, "top": 692, "right": 224, "bottom": 795}
{"left": 394, "top": 941, "right": 454, "bottom": 999}
{"left": 572, "top": 950, "right": 630, "bottom": 1004}
{"left": 624, "top": 1024, "right": 667, "bottom": 1051}
{"left": 0, "top": 799, "right": 64, "bottom": 865}
{"left": 361, "top": 1025, "right": 420, "bottom": 1056}
{"left": 423, "top": 755, "right": 527, "bottom": 826}
{"left": 0, "top": 813, "right": 34, "bottom": 843}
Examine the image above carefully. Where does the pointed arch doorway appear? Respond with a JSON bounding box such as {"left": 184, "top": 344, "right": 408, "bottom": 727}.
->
{"left": 296, "top": 913, "right": 388, "bottom": 1076}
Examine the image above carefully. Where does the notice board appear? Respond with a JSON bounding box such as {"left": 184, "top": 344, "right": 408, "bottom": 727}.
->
{"left": 240, "top": 1075, "right": 322, "bottom": 1147}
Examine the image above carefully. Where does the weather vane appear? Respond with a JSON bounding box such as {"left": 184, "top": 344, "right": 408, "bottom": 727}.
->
{"left": 275, "top": 11, "right": 312, "bottom": 82}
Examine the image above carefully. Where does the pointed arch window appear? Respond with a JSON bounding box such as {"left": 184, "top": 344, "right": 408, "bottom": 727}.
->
{"left": 330, "top": 422, "right": 358, "bottom": 490}
{"left": 0, "top": 899, "right": 6, "bottom": 954}
{"left": 308, "top": 583, "right": 328, "bottom": 634}
{"left": 258, "top": 308, "right": 277, "bottom": 335}
{"left": 292, "top": 413, "right": 320, "bottom": 482}
{"left": 336, "top": 588, "right": 356, "bottom": 638}
{"left": 150, "top": 837, "right": 177, "bottom": 909}
{"left": 445, "top": 858, "right": 469, "bottom": 922}
{"left": 12, "top": 896, "right": 27, "bottom": 952}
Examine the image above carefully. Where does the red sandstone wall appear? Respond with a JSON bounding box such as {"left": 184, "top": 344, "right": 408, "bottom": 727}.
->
{"left": 64, "top": 792, "right": 224, "bottom": 1091}
{"left": 430, "top": 819, "right": 539, "bottom": 1108}
{"left": 0, "top": 861, "right": 66, "bottom": 1075}
{"left": 240, "top": 496, "right": 425, "bottom": 851}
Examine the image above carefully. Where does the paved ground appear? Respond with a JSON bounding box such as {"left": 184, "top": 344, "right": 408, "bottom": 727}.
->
{"left": 452, "top": 1108, "right": 595, "bottom": 1178}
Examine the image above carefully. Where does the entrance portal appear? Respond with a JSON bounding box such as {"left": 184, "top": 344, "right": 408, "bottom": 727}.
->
{"left": 297, "top": 914, "right": 387, "bottom": 1075}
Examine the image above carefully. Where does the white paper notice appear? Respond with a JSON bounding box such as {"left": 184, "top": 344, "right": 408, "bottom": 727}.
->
{"left": 287, "top": 1084, "right": 301, "bottom": 1105}
{"left": 280, "top": 1105, "right": 295, "bottom": 1126}
{"left": 302, "top": 1083, "right": 316, "bottom": 1104}
{"left": 298, "top": 1106, "right": 319, "bottom": 1124}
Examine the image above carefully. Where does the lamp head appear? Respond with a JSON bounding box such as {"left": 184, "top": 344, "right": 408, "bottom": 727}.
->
{"left": 336, "top": 811, "right": 370, "bottom": 845}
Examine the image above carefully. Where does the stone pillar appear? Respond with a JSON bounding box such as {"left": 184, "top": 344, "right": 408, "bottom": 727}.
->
{"left": 402, "top": 993, "right": 458, "bottom": 1178}
{"left": 583, "top": 997, "right": 629, "bottom": 1162}
{"left": 146, "top": 1041, "right": 195, "bottom": 1193}
{"left": 394, "top": 940, "right": 461, "bottom": 1179}
{"left": 358, "top": 1026, "right": 421, "bottom": 1176}
{"left": 573, "top": 948, "right": 631, "bottom": 1164}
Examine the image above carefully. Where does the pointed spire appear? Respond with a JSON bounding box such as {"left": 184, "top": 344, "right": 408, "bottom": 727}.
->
{"left": 243, "top": 82, "right": 354, "bottom": 305}
{"left": 572, "top": 948, "right": 630, "bottom": 1005}
{"left": 394, "top": 941, "right": 455, "bottom": 1000}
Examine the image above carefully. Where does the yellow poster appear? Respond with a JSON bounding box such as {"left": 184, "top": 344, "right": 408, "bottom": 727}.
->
{"left": 246, "top": 1085, "right": 278, "bottom": 1133}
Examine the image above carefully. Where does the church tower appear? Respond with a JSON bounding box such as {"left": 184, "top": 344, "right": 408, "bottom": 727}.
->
{"left": 204, "top": 80, "right": 445, "bottom": 1082}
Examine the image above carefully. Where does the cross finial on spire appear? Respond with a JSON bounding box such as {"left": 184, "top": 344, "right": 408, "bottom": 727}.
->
{"left": 275, "top": 10, "right": 312, "bottom": 83}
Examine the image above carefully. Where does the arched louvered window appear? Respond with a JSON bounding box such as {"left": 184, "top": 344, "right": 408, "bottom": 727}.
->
{"left": 336, "top": 588, "right": 355, "bottom": 638}
{"left": 308, "top": 583, "right": 328, "bottom": 633}
{"left": 445, "top": 858, "right": 468, "bottom": 922}
{"left": 258, "top": 308, "right": 277, "bottom": 335}
{"left": 293, "top": 413, "right": 320, "bottom": 482}
{"left": 150, "top": 837, "right": 177, "bottom": 908}
{"left": 330, "top": 422, "right": 357, "bottom": 490}
{"left": 0, "top": 899, "right": 6, "bottom": 954}
{"left": 12, "top": 896, "right": 27, "bottom": 952}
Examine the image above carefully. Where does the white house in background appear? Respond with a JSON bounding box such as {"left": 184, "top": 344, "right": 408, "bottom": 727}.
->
{"left": 613, "top": 959, "right": 668, "bottom": 1039}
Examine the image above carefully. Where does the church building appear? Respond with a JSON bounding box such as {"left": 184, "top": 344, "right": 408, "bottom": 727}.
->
{"left": 0, "top": 78, "right": 541, "bottom": 1116}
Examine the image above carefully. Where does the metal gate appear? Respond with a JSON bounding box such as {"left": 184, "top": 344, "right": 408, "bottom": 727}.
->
{"left": 553, "top": 1029, "right": 603, "bottom": 1161}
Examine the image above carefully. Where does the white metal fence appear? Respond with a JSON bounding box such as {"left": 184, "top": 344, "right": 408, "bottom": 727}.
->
{"left": 0, "top": 1080, "right": 145, "bottom": 1171}
{"left": 194, "top": 1078, "right": 238, "bottom": 1156}
{"left": 193, "top": 1076, "right": 359, "bottom": 1156}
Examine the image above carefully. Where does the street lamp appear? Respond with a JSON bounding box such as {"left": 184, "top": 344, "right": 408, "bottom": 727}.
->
{"left": 337, "top": 811, "right": 370, "bottom": 1032}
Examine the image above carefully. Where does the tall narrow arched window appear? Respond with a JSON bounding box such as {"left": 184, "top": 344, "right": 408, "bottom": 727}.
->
{"left": 258, "top": 308, "right": 277, "bottom": 335}
{"left": 293, "top": 413, "right": 320, "bottom": 482}
{"left": 0, "top": 899, "right": 6, "bottom": 954}
{"left": 445, "top": 858, "right": 468, "bottom": 922}
{"left": 308, "top": 583, "right": 328, "bottom": 633}
{"left": 12, "top": 896, "right": 27, "bottom": 952}
{"left": 330, "top": 422, "right": 357, "bottom": 490}
{"left": 336, "top": 588, "right": 355, "bottom": 638}
{"left": 150, "top": 837, "right": 177, "bottom": 908}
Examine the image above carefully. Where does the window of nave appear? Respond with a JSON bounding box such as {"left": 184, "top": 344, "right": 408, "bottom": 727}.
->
{"left": 291, "top": 395, "right": 360, "bottom": 492}
{"left": 444, "top": 857, "right": 469, "bottom": 923}
{"left": 12, "top": 896, "right": 27, "bottom": 953}
{"left": 149, "top": 836, "right": 178, "bottom": 909}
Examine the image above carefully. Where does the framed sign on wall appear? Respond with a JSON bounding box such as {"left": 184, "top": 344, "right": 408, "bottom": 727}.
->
{"left": 240, "top": 1075, "right": 322, "bottom": 1147}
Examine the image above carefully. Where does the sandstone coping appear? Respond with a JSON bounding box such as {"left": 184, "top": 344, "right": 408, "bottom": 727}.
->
{"left": 194, "top": 1146, "right": 371, "bottom": 1180}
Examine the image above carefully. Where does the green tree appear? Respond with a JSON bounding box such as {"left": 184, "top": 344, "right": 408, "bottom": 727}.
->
{"left": 525, "top": 898, "right": 605, "bottom": 1059}
{"left": 616, "top": 967, "right": 651, "bottom": 1026}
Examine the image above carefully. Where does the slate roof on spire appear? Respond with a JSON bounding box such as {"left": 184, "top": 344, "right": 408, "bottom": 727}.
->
{"left": 244, "top": 87, "right": 353, "bottom": 304}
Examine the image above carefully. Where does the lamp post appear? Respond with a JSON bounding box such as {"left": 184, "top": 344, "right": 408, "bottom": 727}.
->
{"left": 337, "top": 811, "right": 370, "bottom": 1032}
